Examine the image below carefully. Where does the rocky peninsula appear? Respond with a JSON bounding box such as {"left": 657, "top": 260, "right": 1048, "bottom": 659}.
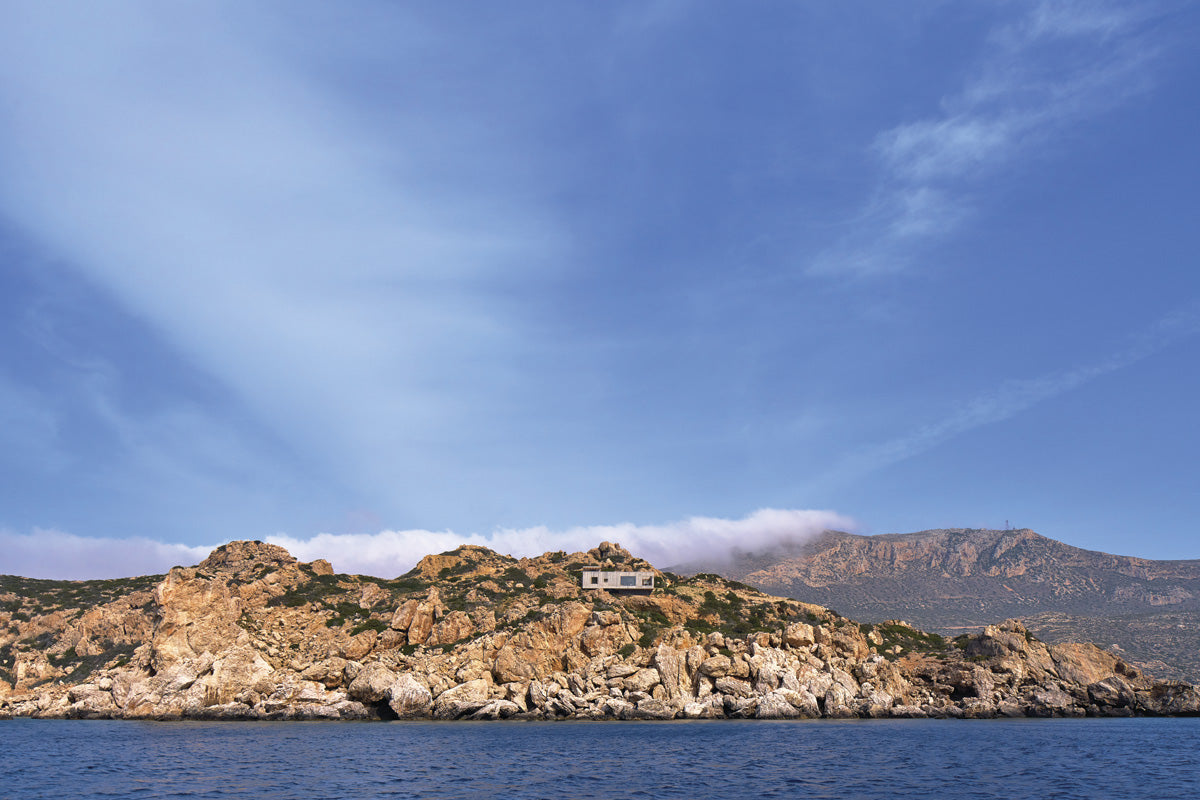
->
{"left": 2, "top": 540, "right": 1198, "bottom": 721}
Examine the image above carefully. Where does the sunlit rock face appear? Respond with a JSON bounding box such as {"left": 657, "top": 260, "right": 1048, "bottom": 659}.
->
{"left": 1, "top": 541, "right": 1195, "bottom": 720}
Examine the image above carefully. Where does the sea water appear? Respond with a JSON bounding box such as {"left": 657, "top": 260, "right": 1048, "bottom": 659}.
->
{"left": 2, "top": 717, "right": 1198, "bottom": 799}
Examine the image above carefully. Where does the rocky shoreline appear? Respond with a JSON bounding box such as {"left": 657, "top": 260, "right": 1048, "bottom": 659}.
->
{"left": 2, "top": 541, "right": 1198, "bottom": 721}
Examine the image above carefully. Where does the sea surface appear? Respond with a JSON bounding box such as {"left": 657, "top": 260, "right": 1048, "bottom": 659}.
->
{"left": 2, "top": 717, "right": 1198, "bottom": 799}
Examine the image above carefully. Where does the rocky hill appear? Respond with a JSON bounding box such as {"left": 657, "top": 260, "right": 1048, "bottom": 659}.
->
{"left": 721, "top": 528, "right": 1200, "bottom": 681}
{"left": 2, "top": 539, "right": 1198, "bottom": 721}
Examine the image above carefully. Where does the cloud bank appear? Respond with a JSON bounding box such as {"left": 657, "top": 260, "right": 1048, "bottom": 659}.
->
{"left": 2, "top": 509, "right": 853, "bottom": 580}
{"left": 0, "top": 529, "right": 212, "bottom": 581}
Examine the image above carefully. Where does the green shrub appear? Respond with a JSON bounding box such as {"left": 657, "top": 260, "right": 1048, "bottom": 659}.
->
{"left": 62, "top": 641, "right": 139, "bottom": 682}
{"left": 349, "top": 618, "right": 388, "bottom": 636}
{"left": 870, "top": 623, "right": 948, "bottom": 660}
{"left": 502, "top": 566, "right": 532, "bottom": 585}
{"left": 633, "top": 607, "right": 670, "bottom": 627}
{"left": 637, "top": 622, "right": 661, "bottom": 648}
{"left": 437, "top": 561, "right": 476, "bottom": 580}
{"left": 379, "top": 576, "right": 429, "bottom": 594}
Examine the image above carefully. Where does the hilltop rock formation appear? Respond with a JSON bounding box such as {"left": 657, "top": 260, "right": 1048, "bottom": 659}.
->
{"left": 2, "top": 540, "right": 1198, "bottom": 721}
{"left": 716, "top": 528, "right": 1200, "bottom": 681}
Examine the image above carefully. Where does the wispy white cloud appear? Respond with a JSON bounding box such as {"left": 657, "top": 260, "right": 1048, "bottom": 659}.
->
{"left": 0, "top": 3, "right": 566, "bottom": 523}
{"left": 3, "top": 509, "right": 853, "bottom": 580}
{"left": 810, "top": 0, "right": 1162, "bottom": 278}
{"left": 817, "top": 301, "right": 1200, "bottom": 486}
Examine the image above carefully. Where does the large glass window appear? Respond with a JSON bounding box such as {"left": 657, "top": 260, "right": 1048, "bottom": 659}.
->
{"left": 619, "top": 575, "right": 636, "bottom": 586}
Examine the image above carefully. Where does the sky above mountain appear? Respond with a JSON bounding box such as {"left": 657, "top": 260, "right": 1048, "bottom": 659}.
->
{"left": 2, "top": 2, "right": 1198, "bottom": 578}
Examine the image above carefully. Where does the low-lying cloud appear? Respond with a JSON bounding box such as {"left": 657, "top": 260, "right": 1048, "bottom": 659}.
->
{"left": 3, "top": 509, "right": 853, "bottom": 580}
{"left": 0, "top": 528, "right": 212, "bottom": 581}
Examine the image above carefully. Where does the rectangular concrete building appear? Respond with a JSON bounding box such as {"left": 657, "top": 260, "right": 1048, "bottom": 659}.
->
{"left": 580, "top": 568, "right": 655, "bottom": 594}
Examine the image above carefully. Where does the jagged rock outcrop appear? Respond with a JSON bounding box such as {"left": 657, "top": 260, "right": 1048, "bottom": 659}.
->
{"left": 2, "top": 540, "right": 1198, "bottom": 721}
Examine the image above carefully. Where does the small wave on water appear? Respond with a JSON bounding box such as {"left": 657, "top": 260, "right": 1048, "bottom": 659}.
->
{"left": 1, "top": 718, "right": 1198, "bottom": 800}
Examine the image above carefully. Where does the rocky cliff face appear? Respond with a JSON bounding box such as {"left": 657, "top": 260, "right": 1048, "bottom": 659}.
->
{"left": 1, "top": 540, "right": 1197, "bottom": 721}
{"left": 719, "top": 528, "right": 1200, "bottom": 681}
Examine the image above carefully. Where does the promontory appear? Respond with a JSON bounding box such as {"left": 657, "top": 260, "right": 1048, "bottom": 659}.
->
{"left": 2, "top": 540, "right": 1197, "bottom": 721}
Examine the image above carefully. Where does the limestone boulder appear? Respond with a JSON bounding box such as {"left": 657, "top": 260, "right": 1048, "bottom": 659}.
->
{"left": 624, "top": 668, "right": 661, "bottom": 694}
{"left": 433, "top": 679, "right": 490, "bottom": 719}
{"left": 579, "top": 621, "right": 632, "bottom": 658}
{"left": 861, "top": 689, "right": 895, "bottom": 718}
{"left": 428, "top": 611, "right": 475, "bottom": 647}
{"left": 388, "top": 673, "right": 433, "bottom": 718}
{"left": 468, "top": 699, "right": 521, "bottom": 720}
{"left": 653, "top": 644, "right": 699, "bottom": 701}
{"left": 1028, "top": 688, "right": 1079, "bottom": 717}
{"left": 301, "top": 658, "right": 349, "bottom": 688}
{"left": 1050, "top": 643, "right": 1123, "bottom": 686}
{"left": 782, "top": 687, "right": 821, "bottom": 717}
{"left": 698, "top": 655, "right": 732, "bottom": 678}
{"left": 631, "top": 697, "right": 675, "bottom": 720}
{"left": 491, "top": 603, "right": 591, "bottom": 683}
{"left": 824, "top": 683, "right": 857, "bottom": 718}
{"left": 202, "top": 646, "right": 275, "bottom": 706}
{"left": 347, "top": 663, "right": 398, "bottom": 704}
{"left": 715, "top": 676, "right": 753, "bottom": 698}
{"left": 406, "top": 594, "right": 440, "bottom": 646}
{"left": 390, "top": 599, "right": 420, "bottom": 632}
{"left": 1088, "top": 676, "right": 1135, "bottom": 709}
{"left": 65, "top": 683, "right": 116, "bottom": 718}
{"left": 783, "top": 623, "right": 815, "bottom": 648}
{"left": 1147, "top": 683, "right": 1200, "bottom": 715}
{"left": 889, "top": 704, "right": 928, "bottom": 718}
{"left": 756, "top": 690, "right": 801, "bottom": 719}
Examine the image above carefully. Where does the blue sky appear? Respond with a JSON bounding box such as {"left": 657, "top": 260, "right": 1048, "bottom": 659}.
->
{"left": 2, "top": 1, "right": 1198, "bottom": 577}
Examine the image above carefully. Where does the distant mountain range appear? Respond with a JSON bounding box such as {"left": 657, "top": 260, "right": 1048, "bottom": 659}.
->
{"left": 713, "top": 528, "right": 1200, "bottom": 681}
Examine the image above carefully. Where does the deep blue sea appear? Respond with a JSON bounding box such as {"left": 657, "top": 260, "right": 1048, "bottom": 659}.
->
{"left": 2, "top": 718, "right": 1198, "bottom": 800}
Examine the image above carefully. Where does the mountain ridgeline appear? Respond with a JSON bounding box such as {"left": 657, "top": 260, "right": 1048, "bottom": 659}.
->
{"left": 720, "top": 528, "right": 1200, "bottom": 681}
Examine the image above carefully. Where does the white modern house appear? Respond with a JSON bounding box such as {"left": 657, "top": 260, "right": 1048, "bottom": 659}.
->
{"left": 580, "top": 568, "right": 655, "bottom": 594}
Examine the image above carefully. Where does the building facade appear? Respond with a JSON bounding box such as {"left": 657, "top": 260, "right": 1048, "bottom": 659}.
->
{"left": 580, "top": 568, "right": 655, "bottom": 594}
